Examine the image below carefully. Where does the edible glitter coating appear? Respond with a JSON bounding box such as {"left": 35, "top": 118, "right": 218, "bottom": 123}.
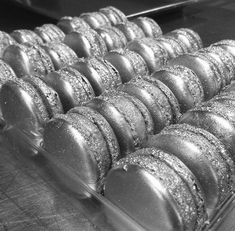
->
{"left": 100, "top": 6, "right": 127, "bottom": 25}
{"left": 156, "top": 36, "right": 186, "bottom": 59}
{"left": 123, "top": 49, "right": 149, "bottom": 77}
{"left": 213, "top": 39, "right": 235, "bottom": 49}
{"left": 135, "top": 17, "right": 162, "bottom": 38}
{"left": 208, "top": 45, "right": 235, "bottom": 83}
{"left": 116, "top": 21, "right": 145, "bottom": 42}
{"left": 88, "top": 57, "right": 122, "bottom": 90}
{"left": 57, "top": 66, "right": 95, "bottom": 105}
{"left": 0, "top": 31, "right": 16, "bottom": 58}
{"left": 115, "top": 149, "right": 197, "bottom": 230}
{"left": 144, "top": 76, "right": 181, "bottom": 123}
{"left": 7, "top": 78, "right": 49, "bottom": 122}
{"left": 80, "top": 12, "right": 111, "bottom": 29}
{"left": 197, "top": 49, "right": 226, "bottom": 89}
{"left": 82, "top": 28, "right": 107, "bottom": 57}
{"left": 161, "top": 123, "right": 233, "bottom": 204}
{"left": 160, "top": 65, "right": 204, "bottom": 106}
{"left": 69, "top": 106, "right": 120, "bottom": 164}
{"left": 129, "top": 77, "right": 173, "bottom": 128}
{"left": 171, "top": 28, "right": 202, "bottom": 52}
{"left": 42, "top": 42, "right": 78, "bottom": 69}
{"left": 25, "top": 76, "right": 64, "bottom": 117}
{"left": 55, "top": 113, "right": 111, "bottom": 190}
{"left": 101, "top": 90, "right": 147, "bottom": 149}
{"left": 11, "top": 29, "right": 43, "bottom": 44}
{"left": 19, "top": 43, "right": 55, "bottom": 76}
{"left": 0, "top": 59, "right": 17, "bottom": 86}
{"left": 35, "top": 24, "right": 65, "bottom": 43}
{"left": 138, "top": 37, "right": 168, "bottom": 68}
{"left": 117, "top": 91, "right": 154, "bottom": 135}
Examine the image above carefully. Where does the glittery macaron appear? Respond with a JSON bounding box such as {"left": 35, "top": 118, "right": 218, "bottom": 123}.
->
{"left": 127, "top": 37, "right": 168, "bottom": 73}
{"left": 34, "top": 24, "right": 65, "bottom": 43}
{"left": 73, "top": 57, "right": 122, "bottom": 96}
{"left": 43, "top": 112, "right": 111, "bottom": 194}
{"left": 155, "top": 36, "right": 187, "bottom": 59}
{"left": 80, "top": 11, "right": 111, "bottom": 29}
{"left": 2, "top": 43, "right": 54, "bottom": 78}
{"left": 148, "top": 123, "right": 234, "bottom": 215}
{"left": 179, "top": 99, "right": 235, "bottom": 163}
{"left": 95, "top": 26, "right": 127, "bottom": 51}
{"left": 119, "top": 77, "right": 174, "bottom": 133}
{"left": 0, "top": 31, "right": 16, "bottom": 58}
{"left": 115, "top": 21, "right": 145, "bottom": 42}
{"left": 57, "top": 16, "right": 91, "bottom": 34}
{"left": 41, "top": 42, "right": 78, "bottom": 70}
{"left": 105, "top": 147, "right": 206, "bottom": 231}
{"left": 152, "top": 65, "right": 204, "bottom": 112}
{"left": 132, "top": 17, "right": 162, "bottom": 38}
{"left": 64, "top": 28, "right": 107, "bottom": 58}
{"left": 166, "top": 28, "right": 203, "bottom": 53}
{"left": 99, "top": 6, "right": 127, "bottom": 25}
{"left": 168, "top": 52, "right": 222, "bottom": 100}
{"left": 11, "top": 29, "right": 43, "bottom": 44}
{"left": 86, "top": 90, "right": 148, "bottom": 156}
{"left": 43, "top": 66, "right": 95, "bottom": 112}
{"left": 212, "top": 40, "right": 235, "bottom": 59}
{"left": 69, "top": 106, "right": 120, "bottom": 165}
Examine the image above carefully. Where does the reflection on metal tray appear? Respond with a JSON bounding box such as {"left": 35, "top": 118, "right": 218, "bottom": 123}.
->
{"left": 9, "top": 0, "right": 204, "bottom": 19}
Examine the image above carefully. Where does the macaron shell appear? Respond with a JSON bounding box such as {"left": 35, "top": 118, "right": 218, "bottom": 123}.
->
{"left": 0, "top": 31, "right": 16, "bottom": 58}
{"left": 105, "top": 164, "right": 184, "bottom": 231}
{"left": 11, "top": 29, "right": 43, "bottom": 44}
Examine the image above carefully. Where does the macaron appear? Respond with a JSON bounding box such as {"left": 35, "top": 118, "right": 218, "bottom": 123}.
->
{"left": 73, "top": 57, "right": 122, "bottom": 96}
{"left": 95, "top": 26, "right": 127, "bottom": 51}
{"left": 2, "top": 43, "right": 54, "bottom": 78}
{"left": 0, "top": 31, "right": 16, "bottom": 58}
{"left": 43, "top": 66, "right": 95, "bottom": 112}
{"left": 34, "top": 24, "right": 65, "bottom": 43}
{"left": 204, "top": 45, "right": 235, "bottom": 84}
{"left": 179, "top": 99, "right": 235, "bottom": 163}
{"left": 86, "top": 90, "right": 148, "bottom": 156}
{"left": 115, "top": 21, "right": 145, "bottom": 42}
{"left": 104, "top": 147, "right": 206, "bottom": 231}
{"left": 119, "top": 77, "right": 176, "bottom": 133}
{"left": 69, "top": 106, "right": 120, "bottom": 165}
{"left": 166, "top": 28, "right": 203, "bottom": 53}
{"left": 0, "top": 76, "right": 63, "bottom": 154}
{"left": 155, "top": 36, "right": 187, "bottom": 59}
{"left": 127, "top": 37, "right": 168, "bottom": 73}
{"left": 152, "top": 65, "right": 204, "bottom": 112}
{"left": 64, "top": 28, "right": 107, "bottom": 58}
{"left": 168, "top": 52, "right": 222, "bottom": 100}
{"left": 99, "top": 6, "right": 127, "bottom": 25}
{"left": 132, "top": 17, "right": 162, "bottom": 38}
{"left": 11, "top": 29, "right": 43, "bottom": 44}
{"left": 212, "top": 40, "right": 235, "bottom": 59}
{"left": 41, "top": 42, "right": 78, "bottom": 70}
{"left": 147, "top": 123, "right": 234, "bottom": 216}
{"left": 57, "top": 16, "right": 91, "bottom": 34}
{"left": 43, "top": 112, "right": 111, "bottom": 194}
{"left": 80, "top": 12, "right": 111, "bottom": 29}
{"left": 104, "top": 48, "right": 148, "bottom": 83}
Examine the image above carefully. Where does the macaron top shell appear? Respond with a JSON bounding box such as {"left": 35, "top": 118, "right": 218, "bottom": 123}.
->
{"left": 0, "top": 31, "right": 16, "bottom": 58}
{"left": 11, "top": 29, "right": 43, "bottom": 44}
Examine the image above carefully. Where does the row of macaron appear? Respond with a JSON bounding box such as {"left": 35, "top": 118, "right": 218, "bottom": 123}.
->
{"left": 37, "top": 39, "right": 235, "bottom": 205}
{"left": 103, "top": 81, "right": 235, "bottom": 231}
